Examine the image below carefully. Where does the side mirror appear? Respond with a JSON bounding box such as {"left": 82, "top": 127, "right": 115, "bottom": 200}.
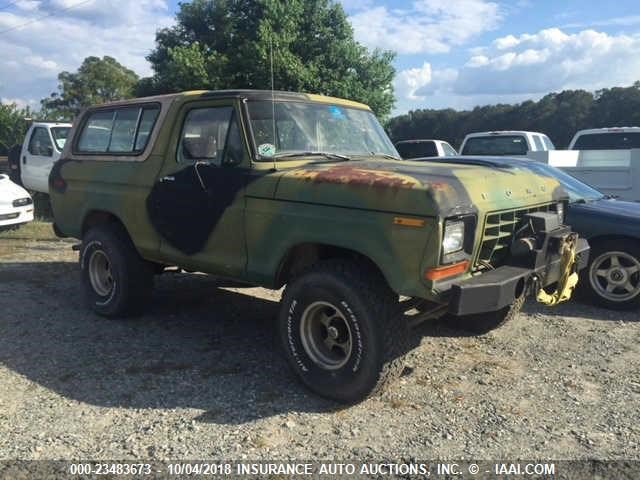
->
{"left": 45, "top": 145, "right": 54, "bottom": 157}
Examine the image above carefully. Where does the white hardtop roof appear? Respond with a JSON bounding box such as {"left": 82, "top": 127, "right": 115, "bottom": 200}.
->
{"left": 32, "top": 121, "right": 73, "bottom": 127}
{"left": 464, "top": 130, "right": 547, "bottom": 137}
{"left": 573, "top": 127, "right": 640, "bottom": 135}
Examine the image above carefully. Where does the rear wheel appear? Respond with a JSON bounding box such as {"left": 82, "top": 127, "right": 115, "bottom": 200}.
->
{"left": 582, "top": 240, "right": 640, "bottom": 310}
{"left": 80, "top": 224, "right": 153, "bottom": 317}
{"left": 278, "top": 260, "right": 408, "bottom": 403}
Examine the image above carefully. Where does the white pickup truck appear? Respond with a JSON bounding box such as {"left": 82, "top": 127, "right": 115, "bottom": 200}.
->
{"left": 19, "top": 121, "right": 72, "bottom": 194}
{"left": 460, "top": 130, "right": 555, "bottom": 156}
{"left": 460, "top": 128, "right": 640, "bottom": 202}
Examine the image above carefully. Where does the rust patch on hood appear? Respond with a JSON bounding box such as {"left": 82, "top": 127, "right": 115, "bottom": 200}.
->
{"left": 291, "top": 165, "right": 420, "bottom": 189}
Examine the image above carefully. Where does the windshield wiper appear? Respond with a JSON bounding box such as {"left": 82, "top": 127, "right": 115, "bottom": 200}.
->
{"left": 273, "top": 151, "right": 351, "bottom": 161}
{"left": 369, "top": 152, "right": 401, "bottom": 160}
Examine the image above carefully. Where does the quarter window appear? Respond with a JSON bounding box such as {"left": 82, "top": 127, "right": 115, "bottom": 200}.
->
{"left": 28, "top": 127, "right": 54, "bottom": 156}
{"left": 77, "top": 105, "right": 160, "bottom": 154}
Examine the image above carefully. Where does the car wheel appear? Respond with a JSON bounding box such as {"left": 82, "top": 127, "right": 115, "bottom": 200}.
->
{"left": 583, "top": 240, "right": 640, "bottom": 310}
{"left": 80, "top": 224, "right": 153, "bottom": 317}
{"left": 278, "top": 260, "right": 408, "bottom": 403}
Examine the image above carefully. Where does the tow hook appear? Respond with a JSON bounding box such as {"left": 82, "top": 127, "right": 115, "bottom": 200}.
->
{"left": 536, "top": 233, "right": 579, "bottom": 306}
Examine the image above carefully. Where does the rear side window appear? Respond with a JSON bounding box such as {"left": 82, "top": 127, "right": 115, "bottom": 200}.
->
{"left": 573, "top": 132, "right": 640, "bottom": 150}
{"left": 462, "top": 135, "right": 528, "bottom": 155}
{"left": 76, "top": 105, "right": 160, "bottom": 154}
{"left": 395, "top": 141, "right": 438, "bottom": 159}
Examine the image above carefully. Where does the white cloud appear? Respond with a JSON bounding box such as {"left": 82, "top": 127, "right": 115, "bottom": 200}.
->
{"left": 562, "top": 15, "right": 640, "bottom": 29}
{"left": 349, "top": 0, "right": 502, "bottom": 54}
{"left": 15, "top": 1, "right": 41, "bottom": 11}
{"left": 393, "top": 27, "right": 640, "bottom": 113}
{"left": 454, "top": 28, "right": 640, "bottom": 95}
{"left": 0, "top": 0, "right": 173, "bottom": 107}
{"left": 394, "top": 62, "right": 432, "bottom": 100}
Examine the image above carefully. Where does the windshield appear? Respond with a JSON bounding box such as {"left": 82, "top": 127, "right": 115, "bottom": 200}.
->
{"left": 573, "top": 132, "right": 640, "bottom": 150}
{"left": 247, "top": 100, "right": 398, "bottom": 160}
{"left": 515, "top": 161, "right": 604, "bottom": 203}
{"left": 462, "top": 135, "right": 528, "bottom": 155}
{"left": 51, "top": 127, "right": 70, "bottom": 150}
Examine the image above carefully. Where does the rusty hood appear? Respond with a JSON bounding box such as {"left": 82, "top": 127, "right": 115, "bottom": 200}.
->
{"left": 274, "top": 159, "right": 567, "bottom": 217}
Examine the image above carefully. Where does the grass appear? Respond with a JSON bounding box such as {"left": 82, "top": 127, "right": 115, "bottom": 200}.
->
{"left": 0, "top": 221, "right": 57, "bottom": 241}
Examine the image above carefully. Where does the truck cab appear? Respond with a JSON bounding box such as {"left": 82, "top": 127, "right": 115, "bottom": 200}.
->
{"left": 460, "top": 131, "right": 555, "bottom": 156}
{"left": 20, "top": 122, "right": 72, "bottom": 193}
{"left": 395, "top": 139, "right": 458, "bottom": 159}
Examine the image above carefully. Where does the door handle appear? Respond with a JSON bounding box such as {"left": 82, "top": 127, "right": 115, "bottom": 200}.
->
{"left": 160, "top": 176, "right": 175, "bottom": 182}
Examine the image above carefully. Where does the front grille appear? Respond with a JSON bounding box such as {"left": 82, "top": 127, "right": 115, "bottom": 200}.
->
{"left": 0, "top": 212, "right": 20, "bottom": 221}
{"left": 475, "top": 203, "right": 554, "bottom": 270}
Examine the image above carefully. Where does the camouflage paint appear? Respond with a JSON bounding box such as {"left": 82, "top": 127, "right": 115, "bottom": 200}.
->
{"left": 50, "top": 90, "right": 569, "bottom": 302}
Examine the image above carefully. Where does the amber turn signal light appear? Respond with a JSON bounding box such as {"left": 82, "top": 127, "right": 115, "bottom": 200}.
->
{"left": 425, "top": 260, "right": 469, "bottom": 281}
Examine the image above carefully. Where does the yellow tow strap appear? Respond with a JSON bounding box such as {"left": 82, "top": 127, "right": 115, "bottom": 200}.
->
{"left": 536, "top": 234, "right": 579, "bottom": 306}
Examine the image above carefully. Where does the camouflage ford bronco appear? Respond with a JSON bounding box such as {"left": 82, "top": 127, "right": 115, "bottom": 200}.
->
{"left": 50, "top": 90, "right": 589, "bottom": 403}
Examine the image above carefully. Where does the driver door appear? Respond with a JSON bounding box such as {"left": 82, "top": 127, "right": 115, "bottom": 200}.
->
{"left": 147, "top": 101, "right": 248, "bottom": 277}
{"left": 22, "top": 126, "right": 55, "bottom": 192}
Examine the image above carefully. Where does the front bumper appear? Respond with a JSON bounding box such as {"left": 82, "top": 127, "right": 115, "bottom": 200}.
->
{"left": 0, "top": 205, "right": 34, "bottom": 227}
{"left": 448, "top": 228, "right": 589, "bottom": 316}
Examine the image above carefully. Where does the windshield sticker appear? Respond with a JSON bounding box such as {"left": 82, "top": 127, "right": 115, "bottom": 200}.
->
{"left": 258, "top": 143, "right": 276, "bottom": 157}
{"left": 329, "top": 105, "right": 346, "bottom": 120}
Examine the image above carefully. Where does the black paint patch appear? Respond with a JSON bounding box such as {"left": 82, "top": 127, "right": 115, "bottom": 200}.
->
{"left": 146, "top": 164, "right": 248, "bottom": 255}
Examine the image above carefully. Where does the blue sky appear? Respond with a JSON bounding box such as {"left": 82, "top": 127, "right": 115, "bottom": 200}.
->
{"left": 1, "top": 0, "right": 640, "bottom": 115}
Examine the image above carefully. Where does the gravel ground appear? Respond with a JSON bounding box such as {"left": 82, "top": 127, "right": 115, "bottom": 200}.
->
{"left": 0, "top": 223, "right": 639, "bottom": 461}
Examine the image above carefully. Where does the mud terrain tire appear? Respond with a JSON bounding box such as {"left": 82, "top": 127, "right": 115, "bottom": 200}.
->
{"left": 80, "top": 225, "right": 153, "bottom": 317}
{"left": 278, "top": 260, "right": 409, "bottom": 403}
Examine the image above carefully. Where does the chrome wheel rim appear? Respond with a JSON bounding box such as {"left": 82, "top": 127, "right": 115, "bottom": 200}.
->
{"left": 88, "top": 250, "right": 114, "bottom": 297}
{"left": 589, "top": 251, "right": 640, "bottom": 302}
{"left": 300, "top": 301, "right": 353, "bottom": 370}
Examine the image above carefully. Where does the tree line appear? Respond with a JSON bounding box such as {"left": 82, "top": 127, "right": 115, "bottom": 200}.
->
{"left": 387, "top": 83, "right": 640, "bottom": 149}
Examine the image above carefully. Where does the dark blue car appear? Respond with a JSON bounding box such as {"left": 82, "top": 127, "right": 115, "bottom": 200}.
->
{"left": 413, "top": 156, "right": 640, "bottom": 310}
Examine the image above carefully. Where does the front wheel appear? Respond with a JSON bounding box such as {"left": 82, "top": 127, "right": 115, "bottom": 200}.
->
{"left": 278, "top": 260, "right": 408, "bottom": 403}
{"left": 582, "top": 240, "right": 640, "bottom": 310}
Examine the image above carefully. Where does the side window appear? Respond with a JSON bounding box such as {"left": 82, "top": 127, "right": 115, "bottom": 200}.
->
{"left": 532, "top": 135, "right": 544, "bottom": 151}
{"left": 135, "top": 108, "right": 160, "bottom": 151}
{"left": 28, "top": 127, "right": 54, "bottom": 156}
{"left": 78, "top": 111, "right": 115, "bottom": 152}
{"left": 76, "top": 105, "right": 159, "bottom": 154}
{"left": 442, "top": 143, "right": 457, "bottom": 156}
{"left": 109, "top": 108, "right": 139, "bottom": 153}
{"left": 178, "top": 106, "right": 235, "bottom": 165}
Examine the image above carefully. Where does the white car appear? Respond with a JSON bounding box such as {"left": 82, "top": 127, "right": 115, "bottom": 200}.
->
{"left": 0, "top": 174, "right": 34, "bottom": 230}
{"left": 394, "top": 139, "right": 458, "bottom": 159}
{"left": 20, "top": 121, "right": 72, "bottom": 193}
{"left": 460, "top": 130, "right": 555, "bottom": 156}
